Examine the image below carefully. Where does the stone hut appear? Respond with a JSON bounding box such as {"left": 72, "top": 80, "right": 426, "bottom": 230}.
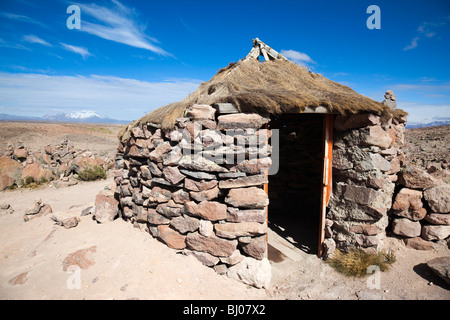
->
{"left": 113, "top": 39, "right": 411, "bottom": 288}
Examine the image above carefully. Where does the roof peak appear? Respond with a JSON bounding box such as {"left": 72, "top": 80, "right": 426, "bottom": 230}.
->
{"left": 244, "top": 38, "right": 288, "bottom": 62}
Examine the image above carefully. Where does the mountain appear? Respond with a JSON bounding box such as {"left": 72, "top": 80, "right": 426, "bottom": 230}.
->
{"left": 405, "top": 120, "right": 450, "bottom": 129}
{"left": 0, "top": 111, "right": 129, "bottom": 124}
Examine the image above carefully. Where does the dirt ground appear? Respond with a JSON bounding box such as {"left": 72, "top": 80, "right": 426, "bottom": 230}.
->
{"left": 0, "top": 122, "right": 449, "bottom": 300}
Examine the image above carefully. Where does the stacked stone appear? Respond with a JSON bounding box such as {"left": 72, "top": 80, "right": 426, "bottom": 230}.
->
{"left": 114, "top": 105, "right": 272, "bottom": 288}
{"left": 391, "top": 166, "right": 450, "bottom": 249}
{"left": 382, "top": 90, "right": 397, "bottom": 110}
{"left": 325, "top": 113, "right": 407, "bottom": 255}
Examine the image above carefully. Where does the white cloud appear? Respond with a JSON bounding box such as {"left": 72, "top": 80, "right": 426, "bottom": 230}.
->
{"left": 60, "top": 43, "right": 92, "bottom": 59}
{"left": 0, "top": 72, "right": 201, "bottom": 121}
{"left": 280, "top": 49, "right": 315, "bottom": 67}
{"left": 23, "top": 34, "right": 51, "bottom": 47}
{"left": 0, "top": 11, "right": 47, "bottom": 28}
{"left": 75, "top": 0, "right": 170, "bottom": 56}
{"left": 399, "top": 101, "right": 450, "bottom": 124}
{"left": 403, "top": 37, "right": 419, "bottom": 51}
{"left": 404, "top": 19, "right": 447, "bottom": 51}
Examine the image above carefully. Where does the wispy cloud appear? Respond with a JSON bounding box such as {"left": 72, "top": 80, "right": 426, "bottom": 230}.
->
{"left": 60, "top": 43, "right": 92, "bottom": 59}
{"left": 0, "top": 11, "right": 46, "bottom": 28}
{"left": 0, "top": 72, "right": 201, "bottom": 120}
{"left": 404, "top": 18, "right": 447, "bottom": 51}
{"left": 280, "top": 49, "right": 315, "bottom": 67}
{"left": 75, "top": 0, "right": 170, "bottom": 56}
{"left": 23, "top": 34, "right": 51, "bottom": 47}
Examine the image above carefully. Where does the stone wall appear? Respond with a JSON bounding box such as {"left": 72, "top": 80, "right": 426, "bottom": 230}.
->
{"left": 114, "top": 105, "right": 272, "bottom": 288}
{"left": 325, "top": 113, "right": 407, "bottom": 255}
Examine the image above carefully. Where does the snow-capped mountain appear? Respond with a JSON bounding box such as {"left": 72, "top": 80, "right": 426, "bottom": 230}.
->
{"left": 42, "top": 110, "right": 128, "bottom": 123}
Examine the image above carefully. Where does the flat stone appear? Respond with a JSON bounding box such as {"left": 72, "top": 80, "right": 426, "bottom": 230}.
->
{"left": 218, "top": 174, "right": 268, "bottom": 189}
{"left": 149, "top": 142, "right": 172, "bottom": 163}
{"left": 217, "top": 113, "right": 269, "bottom": 130}
{"left": 170, "top": 215, "right": 200, "bottom": 234}
{"left": 225, "top": 187, "right": 269, "bottom": 209}
{"left": 426, "top": 256, "right": 450, "bottom": 285}
{"left": 240, "top": 236, "right": 266, "bottom": 260}
{"left": 234, "top": 157, "right": 272, "bottom": 175}
{"left": 214, "top": 222, "right": 267, "bottom": 239}
{"left": 162, "top": 166, "right": 185, "bottom": 185}
{"left": 179, "top": 169, "right": 216, "bottom": 180}
{"left": 171, "top": 189, "right": 190, "bottom": 204}
{"left": 0, "top": 172, "right": 14, "bottom": 191}
{"left": 146, "top": 186, "right": 171, "bottom": 203}
{"left": 403, "top": 237, "right": 435, "bottom": 250}
{"left": 226, "top": 207, "right": 266, "bottom": 223}
{"left": 62, "top": 246, "right": 97, "bottom": 271}
{"left": 349, "top": 224, "right": 380, "bottom": 236}
{"left": 361, "top": 125, "right": 393, "bottom": 149}
{"left": 186, "top": 104, "right": 216, "bottom": 121}
{"left": 184, "top": 249, "right": 220, "bottom": 267}
{"left": 219, "top": 249, "right": 244, "bottom": 266}
{"left": 156, "top": 200, "right": 183, "bottom": 218}
{"left": 334, "top": 114, "right": 381, "bottom": 131}
{"left": 178, "top": 155, "right": 228, "bottom": 173}
{"left": 147, "top": 208, "right": 170, "bottom": 225}
{"left": 424, "top": 213, "right": 450, "bottom": 225}
{"left": 189, "top": 186, "right": 220, "bottom": 202}
{"left": 94, "top": 194, "right": 119, "bottom": 223}
{"left": 184, "top": 178, "right": 217, "bottom": 192}
{"left": 397, "top": 166, "right": 439, "bottom": 190}
{"left": 186, "top": 233, "right": 238, "bottom": 257}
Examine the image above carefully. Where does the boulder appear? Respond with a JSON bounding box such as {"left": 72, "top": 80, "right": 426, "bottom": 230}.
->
{"left": 0, "top": 155, "right": 22, "bottom": 182}
{"left": 0, "top": 172, "right": 14, "bottom": 191}
{"left": 186, "top": 104, "right": 216, "bottom": 121}
{"left": 421, "top": 225, "right": 450, "bottom": 241}
{"left": 423, "top": 184, "right": 450, "bottom": 214}
{"left": 226, "top": 257, "right": 271, "bottom": 289}
{"left": 426, "top": 257, "right": 450, "bottom": 285}
{"left": 225, "top": 187, "right": 269, "bottom": 209}
{"left": 361, "top": 125, "right": 392, "bottom": 149}
{"left": 391, "top": 218, "right": 421, "bottom": 238}
{"left": 13, "top": 148, "right": 28, "bottom": 159}
{"left": 186, "top": 233, "right": 237, "bottom": 257}
{"left": 156, "top": 225, "right": 186, "bottom": 250}
{"left": 94, "top": 194, "right": 119, "bottom": 223}
{"left": 392, "top": 188, "right": 427, "bottom": 221}
{"left": 397, "top": 166, "right": 439, "bottom": 190}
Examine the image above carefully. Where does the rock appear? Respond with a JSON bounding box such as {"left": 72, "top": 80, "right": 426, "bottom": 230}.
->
{"left": 156, "top": 200, "right": 183, "bottom": 218}
{"left": 0, "top": 155, "right": 23, "bottom": 182}
{"left": 199, "top": 220, "right": 214, "bottom": 237}
{"left": 225, "top": 187, "right": 269, "bottom": 209}
{"left": 189, "top": 186, "right": 220, "bottom": 202}
{"left": 234, "top": 157, "right": 272, "bottom": 175}
{"left": 403, "top": 237, "right": 435, "bottom": 250}
{"left": 424, "top": 213, "right": 450, "bottom": 225}
{"left": 354, "top": 152, "right": 391, "bottom": 172}
{"left": 147, "top": 208, "right": 171, "bottom": 225}
{"left": 184, "top": 249, "right": 220, "bottom": 267}
{"left": 156, "top": 225, "right": 186, "bottom": 250}
{"left": 186, "top": 104, "right": 216, "bottom": 121}
{"left": 0, "top": 172, "right": 14, "bottom": 191}
{"left": 240, "top": 236, "right": 266, "bottom": 260}
{"left": 392, "top": 188, "right": 427, "bottom": 221}
{"left": 426, "top": 256, "right": 450, "bottom": 285}
{"left": 423, "top": 184, "right": 450, "bottom": 214}
{"left": 184, "top": 201, "right": 227, "bottom": 221}
{"left": 391, "top": 218, "right": 421, "bottom": 238}
{"left": 218, "top": 113, "right": 269, "bottom": 130}
{"left": 178, "top": 155, "right": 228, "bottom": 173}
{"left": 322, "top": 238, "right": 336, "bottom": 260}
{"left": 9, "top": 272, "right": 28, "bottom": 285}
{"left": 226, "top": 257, "right": 271, "bottom": 289}
{"left": 149, "top": 142, "right": 172, "bottom": 163}
{"left": 179, "top": 169, "right": 216, "bottom": 180}
{"left": 54, "top": 216, "right": 80, "bottom": 229}
{"left": 334, "top": 114, "right": 381, "bottom": 131}
{"left": 421, "top": 225, "right": 450, "bottom": 241}
{"left": 186, "top": 233, "right": 238, "bottom": 257}
{"left": 13, "top": 148, "right": 28, "bottom": 159}
{"left": 25, "top": 199, "right": 44, "bottom": 215}
{"left": 94, "top": 194, "right": 119, "bottom": 223}
{"left": 62, "top": 246, "right": 97, "bottom": 271}
{"left": 145, "top": 186, "right": 171, "bottom": 203}
{"left": 171, "top": 189, "right": 190, "bottom": 204}
{"left": 397, "top": 166, "right": 439, "bottom": 190}
{"left": 195, "top": 129, "right": 223, "bottom": 148}
{"left": 214, "top": 222, "right": 267, "bottom": 239}
{"left": 226, "top": 207, "right": 266, "bottom": 223}
{"left": 355, "top": 234, "right": 378, "bottom": 247}
{"left": 361, "top": 126, "right": 392, "bottom": 149}
{"left": 162, "top": 146, "right": 183, "bottom": 166}
{"left": 218, "top": 174, "right": 268, "bottom": 189}
{"left": 184, "top": 178, "right": 217, "bottom": 192}
{"left": 349, "top": 224, "right": 380, "bottom": 236}
{"left": 170, "top": 215, "right": 200, "bottom": 234}
{"left": 162, "top": 166, "right": 185, "bottom": 185}
{"left": 219, "top": 249, "right": 244, "bottom": 266}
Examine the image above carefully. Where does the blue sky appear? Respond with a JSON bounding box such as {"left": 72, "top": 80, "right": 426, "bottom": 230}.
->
{"left": 0, "top": 0, "right": 449, "bottom": 123}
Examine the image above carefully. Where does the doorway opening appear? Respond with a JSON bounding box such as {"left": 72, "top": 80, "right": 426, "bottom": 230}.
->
{"left": 267, "top": 113, "right": 325, "bottom": 258}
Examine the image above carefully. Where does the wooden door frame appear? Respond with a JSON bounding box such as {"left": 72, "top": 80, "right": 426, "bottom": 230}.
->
{"left": 317, "top": 114, "right": 334, "bottom": 257}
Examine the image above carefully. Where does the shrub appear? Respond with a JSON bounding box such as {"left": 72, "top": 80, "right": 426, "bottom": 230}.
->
{"left": 326, "top": 249, "right": 396, "bottom": 277}
{"left": 78, "top": 165, "right": 107, "bottom": 181}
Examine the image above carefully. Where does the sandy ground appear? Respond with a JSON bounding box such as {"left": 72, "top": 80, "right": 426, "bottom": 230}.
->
{"left": 0, "top": 177, "right": 448, "bottom": 300}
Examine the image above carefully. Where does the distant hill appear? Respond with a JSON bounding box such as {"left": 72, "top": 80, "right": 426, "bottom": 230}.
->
{"left": 0, "top": 111, "right": 129, "bottom": 124}
{"left": 406, "top": 120, "right": 450, "bottom": 129}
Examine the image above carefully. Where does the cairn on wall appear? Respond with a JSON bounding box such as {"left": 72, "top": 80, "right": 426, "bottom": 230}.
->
{"left": 114, "top": 105, "right": 272, "bottom": 288}
{"left": 325, "top": 112, "right": 407, "bottom": 256}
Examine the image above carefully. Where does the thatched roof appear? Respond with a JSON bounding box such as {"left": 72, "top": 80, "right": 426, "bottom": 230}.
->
{"left": 119, "top": 40, "right": 406, "bottom": 141}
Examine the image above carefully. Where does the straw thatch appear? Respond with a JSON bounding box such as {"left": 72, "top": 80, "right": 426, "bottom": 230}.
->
{"left": 119, "top": 57, "right": 406, "bottom": 141}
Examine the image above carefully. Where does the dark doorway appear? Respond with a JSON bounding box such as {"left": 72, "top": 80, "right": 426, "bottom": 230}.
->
{"left": 267, "top": 114, "right": 324, "bottom": 255}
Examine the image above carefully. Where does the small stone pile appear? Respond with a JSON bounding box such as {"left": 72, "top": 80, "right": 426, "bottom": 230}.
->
{"left": 23, "top": 199, "right": 53, "bottom": 222}
{"left": 382, "top": 90, "right": 397, "bottom": 110}
{"left": 326, "top": 112, "right": 407, "bottom": 255}
{"left": 391, "top": 166, "right": 450, "bottom": 249}
{"left": 114, "top": 104, "right": 272, "bottom": 288}
{"left": 0, "top": 140, "right": 114, "bottom": 190}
